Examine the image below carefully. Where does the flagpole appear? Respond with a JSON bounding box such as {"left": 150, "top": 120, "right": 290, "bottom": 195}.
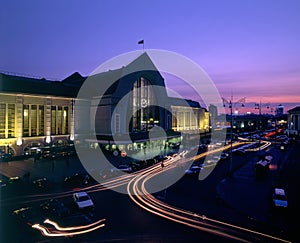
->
{"left": 138, "top": 39, "right": 145, "bottom": 51}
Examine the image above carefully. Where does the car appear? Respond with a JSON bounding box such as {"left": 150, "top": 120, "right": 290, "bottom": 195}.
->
{"left": 117, "top": 164, "right": 133, "bottom": 173}
{"left": 272, "top": 188, "right": 288, "bottom": 208}
{"left": 220, "top": 152, "right": 229, "bottom": 160}
{"left": 154, "top": 155, "right": 164, "bottom": 162}
{"left": 146, "top": 158, "right": 156, "bottom": 166}
{"left": 12, "top": 206, "right": 43, "bottom": 225}
{"left": 32, "top": 177, "right": 49, "bottom": 190}
{"left": 136, "top": 160, "right": 147, "bottom": 169}
{"left": 40, "top": 198, "right": 70, "bottom": 217}
{"left": 198, "top": 144, "right": 207, "bottom": 150}
{"left": 184, "top": 165, "right": 203, "bottom": 176}
{"left": 0, "top": 178, "right": 7, "bottom": 189}
{"left": 0, "top": 176, "right": 23, "bottom": 192}
{"left": 1, "top": 153, "right": 13, "bottom": 162}
{"left": 73, "top": 191, "right": 94, "bottom": 210}
{"left": 64, "top": 173, "right": 90, "bottom": 187}
{"left": 92, "top": 168, "right": 113, "bottom": 180}
{"left": 129, "top": 162, "right": 142, "bottom": 172}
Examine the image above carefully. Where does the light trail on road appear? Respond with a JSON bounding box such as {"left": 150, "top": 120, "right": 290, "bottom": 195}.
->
{"left": 126, "top": 149, "right": 292, "bottom": 243}
{"left": 3, "top": 139, "right": 286, "bottom": 241}
{"left": 32, "top": 218, "right": 106, "bottom": 237}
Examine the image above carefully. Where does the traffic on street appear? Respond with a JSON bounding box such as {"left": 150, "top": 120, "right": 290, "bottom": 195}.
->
{"left": 1, "top": 129, "right": 299, "bottom": 243}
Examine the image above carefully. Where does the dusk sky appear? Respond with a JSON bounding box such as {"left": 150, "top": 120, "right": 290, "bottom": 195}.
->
{"left": 1, "top": 0, "right": 300, "bottom": 112}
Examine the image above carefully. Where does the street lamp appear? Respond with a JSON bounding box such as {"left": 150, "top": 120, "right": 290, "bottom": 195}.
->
{"left": 222, "top": 96, "right": 245, "bottom": 176}
{"left": 254, "top": 100, "right": 270, "bottom": 151}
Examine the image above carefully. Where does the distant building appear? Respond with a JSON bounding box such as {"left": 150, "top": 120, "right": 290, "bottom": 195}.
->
{"left": 287, "top": 106, "right": 300, "bottom": 136}
{"left": 209, "top": 104, "right": 218, "bottom": 128}
{"left": 170, "top": 97, "right": 209, "bottom": 133}
{"left": 276, "top": 104, "right": 284, "bottom": 116}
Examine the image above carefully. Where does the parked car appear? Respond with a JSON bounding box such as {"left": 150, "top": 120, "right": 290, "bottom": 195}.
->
{"left": 117, "top": 164, "right": 133, "bottom": 173}
{"left": 12, "top": 206, "right": 42, "bottom": 225}
{"left": 1, "top": 153, "right": 13, "bottom": 162}
{"left": 154, "top": 155, "right": 164, "bottom": 162}
{"left": 8, "top": 176, "right": 22, "bottom": 185}
{"left": 64, "top": 173, "right": 90, "bottom": 187}
{"left": 40, "top": 198, "right": 70, "bottom": 217}
{"left": 136, "top": 160, "right": 147, "bottom": 169}
{"left": 0, "top": 178, "right": 7, "bottom": 189}
{"left": 272, "top": 188, "right": 288, "bottom": 208}
{"left": 129, "top": 162, "right": 142, "bottom": 172}
{"left": 32, "top": 177, "right": 49, "bottom": 190}
{"left": 73, "top": 191, "right": 94, "bottom": 210}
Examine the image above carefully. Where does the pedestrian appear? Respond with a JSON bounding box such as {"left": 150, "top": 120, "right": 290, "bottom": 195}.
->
{"left": 161, "top": 162, "right": 164, "bottom": 169}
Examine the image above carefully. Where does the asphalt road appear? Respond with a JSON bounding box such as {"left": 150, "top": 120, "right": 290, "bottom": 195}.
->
{"left": 1, "top": 140, "right": 299, "bottom": 242}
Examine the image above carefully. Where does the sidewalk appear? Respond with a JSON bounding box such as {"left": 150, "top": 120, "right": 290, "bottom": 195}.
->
{"left": 0, "top": 156, "right": 86, "bottom": 183}
{"left": 0, "top": 144, "right": 177, "bottom": 183}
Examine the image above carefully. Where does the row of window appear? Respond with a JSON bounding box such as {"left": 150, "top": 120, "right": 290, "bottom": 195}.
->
{"left": 0, "top": 104, "right": 15, "bottom": 139}
{"left": 0, "top": 104, "right": 69, "bottom": 139}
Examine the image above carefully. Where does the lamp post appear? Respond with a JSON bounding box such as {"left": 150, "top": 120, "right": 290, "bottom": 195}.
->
{"left": 255, "top": 101, "right": 262, "bottom": 150}
{"left": 222, "top": 96, "right": 245, "bottom": 177}
{"left": 254, "top": 100, "right": 270, "bottom": 151}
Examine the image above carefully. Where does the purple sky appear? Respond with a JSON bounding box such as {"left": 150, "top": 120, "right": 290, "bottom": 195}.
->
{"left": 1, "top": 0, "right": 300, "bottom": 112}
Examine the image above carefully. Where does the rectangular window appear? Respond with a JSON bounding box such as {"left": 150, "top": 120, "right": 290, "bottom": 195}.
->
{"left": 0, "top": 104, "right": 5, "bottom": 139}
{"left": 39, "top": 106, "right": 44, "bottom": 135}
{"left": 31, "top": 105, "right": 37, "bottom": 136}
{"left": 115, "top": 113, "right": 120, "bottom": 133}
{"left": 23, "top": 105, "right": 29, "bottom": 137}
{"left": 178, "top": 112, "right": 184, "bottom": 130}
{"left": 172, "top": 111, "right": 177, "bottom": 130}
{"left": 185, "top": 111, "right": 190, "bottom": 130}
{"left": 51, "top": 106, "right": 56, "bottom": 135}
{"left": 191, "top": 109, "right": 198, "bottom": 130}
{"left": 57, "top": 106, "right": 62, "bottom": 135}
{"left": 63, "top": 107, "right": 68, "bottom": 134}
{"left": 7, "top": 104, "right": 15, "bottom": 138}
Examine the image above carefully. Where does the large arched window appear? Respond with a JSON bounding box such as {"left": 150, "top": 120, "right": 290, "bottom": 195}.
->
{"left": 131, "top": 77, "right": 159, "bottom": 132}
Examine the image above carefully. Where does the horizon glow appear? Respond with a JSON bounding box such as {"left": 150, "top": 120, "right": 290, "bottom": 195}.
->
{"left": 1, "top": 0, "right": 299, "bottom": 107}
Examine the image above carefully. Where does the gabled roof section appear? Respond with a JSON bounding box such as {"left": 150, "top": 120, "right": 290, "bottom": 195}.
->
{"left": 83, "top": 51, "right": 167, "bottom": 98}
{"left": 120, "top": 52, "right": 160, "bottom": 77}
{"left": 62, "top": 72, "right": 86, "bottom": 87}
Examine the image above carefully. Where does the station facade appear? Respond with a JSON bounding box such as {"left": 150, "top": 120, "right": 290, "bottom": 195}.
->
{"left": 0, "top": 52, "right": 209, "bottom": 158}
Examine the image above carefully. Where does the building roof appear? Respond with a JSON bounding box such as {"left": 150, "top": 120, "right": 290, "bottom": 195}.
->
{"left": 169, "top": 97, "right": 201, "bottom": 108}
{"left": 0, "top": 52, "right": 200, "bottom": 109}
{"left": 71, "top": 52, "right": 167, "bottom": 99}
{"left": 0, "top": 73, "right": 81, "bottom": 97}
{"left": 62, "top": 72, "right": 86, "bottom": 87}
{"left": 287, "top": 106, "right": 300, "bottom": 113}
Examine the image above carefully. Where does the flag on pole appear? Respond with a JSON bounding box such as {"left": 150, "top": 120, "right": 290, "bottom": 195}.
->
{"left": 138, "top": 39, "right": 144, "bottom": 45}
